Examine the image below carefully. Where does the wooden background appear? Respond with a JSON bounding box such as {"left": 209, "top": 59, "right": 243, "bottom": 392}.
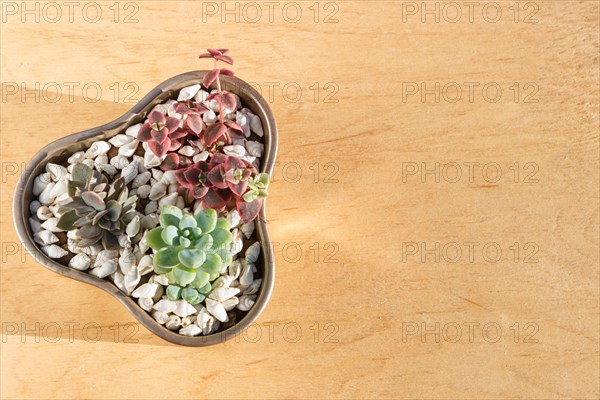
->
{"left": 1, "top": 1, "right": 598, "bottom": 398}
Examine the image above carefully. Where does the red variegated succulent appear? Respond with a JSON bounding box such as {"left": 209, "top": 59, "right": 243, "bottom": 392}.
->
{"left": 174, "top": 101, "right": 209, "bottom": 136}
{"left": 199, "top": 48, "right": 234, "bottom": 64}
{"left": 197, "top": 49, "right": 245, "bottom": 147}
{"left": 175, "top": 153, "right": 265, "bottom": 223}
{"left": 203, "top": 118, "right": 244, "bottom": 147}
{"left": 138, "top": 110, "right": 186, "bottom": 157}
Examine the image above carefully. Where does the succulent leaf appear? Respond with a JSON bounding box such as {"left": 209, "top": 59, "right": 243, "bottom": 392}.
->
{"left": 194, "top": 233, "right": 213, "bottom": 252}
{"left": 203, "top": 122, "right": 227, "bottom": 146}
{"left": 182, "top": 287, "right": 201, "bottom": 305}
{"left": 171, "top": 268, "right": 196, "bottom": 286}
{"left": 153, "top": 264, "right": 173, "bottom": 274}
{"left": 102, "top": 232, "right": 120, "bottom": 250}
{"left": 179, "top": 215, "right": 197, "bottom": 230}
{"left": 209, "top": 228, "right": 233, "bottom": 249}
{"left": 105, "top": 200, "right": 122, "bottom": 221}
{"left": 74, "top": 205, "right": 95, "bottom": 217}
{"left": 147, "top": 227, "right": 167, "bottom": 249}
{"left": 161, "top": 225, "right": 179, "bottom": 245}
{"left": 166, "top": 285, "right": 182, "bottom": 301}
{"left": 78, "top": 224, "right": 102, "bottom": 239}
{"left": 197, "top": 281, "right": 212, "bottom": 295}
{"left": 178, "top": 249, "right": 206, "bottom": 269}
{"left": 98, "top": 218, "right": 112, "bottom": 231}
{"left": 215, "top": 218, "right": 230, "bottom": 230}
{"left": 92, "top": 209, "right": 110, "bottom": 225}
{"left": 82, "top": 191, "right": 106, "bottom": 211}
{"left": 200, "top": 252, "right": 223, "bottom": 274}
{"left": 180, "top": 236, "right": 193, "bottom": 247}
{"left": 201, "top": 189, "right": 229, "bottom": 210}
{"left": 194, "top": 209, "right": 217, "bottom": 233}
{"left": 191, "top": 271, "right": 210, "bottom": 289}
{"left": 185, "top": 114, "right": 204, "bottom": 134}
{"left": 156, "top": 247, "right": 180, "bottom": 267}
{"left": 57, "top": 209, "right": 79, "bottom": 230}
{"left": 93, "top": 183, "right": 107, "bottom": 193}
{"left": 73, "top": 216, "right": 92, "bottom": 227}
{"left": 257, "top": 173, "right": 269, "bottom": 186}
{"left": 72, "top": 163, "right": 93, "bottom": 185}
{"left": 202, "top": 69, "right": 219, "bottom": 89}
{"left": 160, "top": 205, "right": 183, "bottom": 228}
{"left": 237, "top": 199, "right": 263, "bottom": 224}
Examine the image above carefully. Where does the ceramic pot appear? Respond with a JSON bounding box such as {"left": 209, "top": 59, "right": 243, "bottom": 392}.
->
{"left": 12, "top": 71, "right": 277, "bottom": 346}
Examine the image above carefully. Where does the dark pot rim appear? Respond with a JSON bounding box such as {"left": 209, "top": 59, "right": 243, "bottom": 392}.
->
{"left": 12, "top": 71, "right": 278, "bottom": 346}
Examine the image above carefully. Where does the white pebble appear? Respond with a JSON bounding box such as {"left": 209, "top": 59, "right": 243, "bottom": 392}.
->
{"left": 29, "top": 200, "right": 41, "bottom": 215}
{"left": 33, "top": 230, "right": 59, "bottom": 245}
{"left": 250, "top": 115, "right": 264, "bottom": 137}
{"left": 68, "top": 151, "right": 85, "bottom": 164}
{"left": 145, "top": 201, "right": 158, "bottom": 214}
{"left": 245, "top": 141, "right": 264, "bottom": 157}
{"left": 109, "top": 134, "right": 135, "bottom": 147}
{"left": 119, "top": 140, "right": 139, "bottom": 158}
{"left": 149, "top": 182, "right": 167, "bottom": 201}
{"left": 179, "top": 324, "right": 202, "bottom": 336}
{"left": 203, "top": 110, "right": 217, "bottom": 124}
{"left": 223, "top": 145, "right": 246, "bottom": 158}
{"left": 132, "top": 171, "right": 151, "bottom": 188}
{"left": 152, "top": 311, "right": 169, "bottom": 324}
{"left": 42, "top": 244, "right": 67, "bottom": 259}
{"left": 193, "top": 151, "right": 210, "bottom": 163}
{"left": 125, "top": 123, "right": 142, "bottom": 138}
{"left": 138, "top": 297, "right": 154, "bottom": 312}
{"left": 178, "top": 84, "right": 201, "bottom": 101}
{"left": 40, "top": 218, "right": 63, "bottom": 232}
{"left": 178, "top": 146, "right": 197, "bottom": 157}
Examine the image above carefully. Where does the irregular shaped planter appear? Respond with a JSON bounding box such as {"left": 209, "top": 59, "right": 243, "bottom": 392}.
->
{"left": 13, "top": 71, "right": 277, "bottom": 346}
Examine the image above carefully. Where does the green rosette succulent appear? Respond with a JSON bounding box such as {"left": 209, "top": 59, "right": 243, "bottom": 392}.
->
{"left": 147, "top": 206, "right": 233, "bottom": 287}
{"left": 57, "top": 163, "right": 138, "bottom": 250}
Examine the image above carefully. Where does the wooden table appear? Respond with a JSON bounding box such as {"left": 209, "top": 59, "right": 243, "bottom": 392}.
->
{"left": 1, "top": 1, "right": 598, "bottom": 398}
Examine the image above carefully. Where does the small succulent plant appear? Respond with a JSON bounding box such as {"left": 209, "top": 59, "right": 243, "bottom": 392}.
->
{"left": 147, "top": 206, "right": 233, "bottom": 287}
{"left": 57, "top": 163, "right": 138, "bottom": 250}
{"left": 198, "top": 49, "right": 245, "bottom": 147}
{"left": 174, "top": 101, "right": 209, "bottom": 136}
{"left": 138, "top": 110, "right": 186, "bottom": 157}
{"left": 174, "top": 153, "right": 269, "bottom": 223}
{"left": 243, "top": 172, "right": 270, "bottom": 202}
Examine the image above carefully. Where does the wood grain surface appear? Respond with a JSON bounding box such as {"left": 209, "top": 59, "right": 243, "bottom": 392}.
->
{"left": 1, "top": 1, "right": 598, "bottom": 399}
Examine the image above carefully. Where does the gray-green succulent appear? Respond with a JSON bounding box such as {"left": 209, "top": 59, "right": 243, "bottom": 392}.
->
{"left": 147, "top": 206, "right": 233, "bottom": 287}
{"left": 57, "top": 163, "right": 138, "bottom": 250}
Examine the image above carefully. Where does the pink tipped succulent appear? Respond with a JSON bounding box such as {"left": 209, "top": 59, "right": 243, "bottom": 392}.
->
{"left": 175, "top": 153, "right": 266, "bottom": 223}
{"left": 175, "top": 160, "right": 210, "bottom": 202}
{"left": 137, "top": 110, "right": 184, "bottom": 157}
{"left": 174, "top": 101, "right": 209, "bottom": 136}
{"left": 203, "top": 119, "right": 244, "bottom": 147}
{"left": 196, "top": 49, "right": 244, "bottom": 147}
{"left": 198, "top": 49, "right": 234, "bottom": 64}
